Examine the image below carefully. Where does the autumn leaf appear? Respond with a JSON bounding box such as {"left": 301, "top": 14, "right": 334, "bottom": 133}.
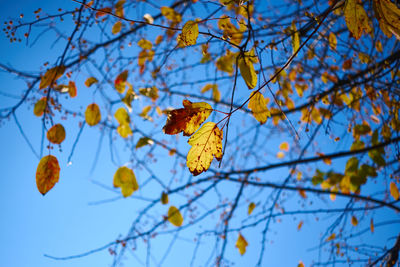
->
{"left": 291, "top": 21, "right": 300, "bottom": 53}
{"left": 279, "top": 141, "right": 289, "bottom": 151}
{"left": 46, "top": 124, "right": 66, "bottom": 144}
{"left": 177, "top": 20, "right": 199, "bottom": 47}
{"left": 112, "top": 21, "right": 122, "bottom": 34}
{"left": 85, "top": 77, "right": 98, "bottom": 87}
{"left": 351, "top": 215, "right": 358, "bottom": 226}
{"left": 235, "top": 233, "right": 248, "bottom": 255}
{"left": 139, "top": 86, "right": 158, "bottom": 101}
{"left": 370, "top": 218, "right": 375, "bottom": 233}
{"left": 168, "top": 206, "right": 183, "bottom": 227}
{"left": 344, "top": 0, "right": 371, "bottom": 39}
{"left": 117, "top": 124, "right": 132, "bottom": 138}
{"left": 39, "top": 65, "right": 65, "bottom": 89}
{"left": 33, "top": 97, "right": 47, "bottom": 117}
{"left": 115, "top": 107, "right": 132, "bottom": 138}
{"left": 95, "top": 7, "right": 112, "bottom": 18}
{"left": 138, "top": 39, "right": 152, "bottom": 50}
{"left": 113, "top": 166, "right": 138, "bottom": 197}
{"left": 297, "top": 221, "right": 303, "bottom": 231}
{"left": 373, "top": 0, "right": 400, "bottom": 40}
{"left": 390, "top": 181, "right": 399, "bottom": 200}
{"left": 248, "top": 202, "right": 256, "bottom": 215}
{"left": 248, "top": 92, "right": 270, "bottom": 124}
{"left": 163, "top": 100, "right": 212, "bottom": 136}
{"left": 85, "top": 103, "right": 101, "bottom": 126}
{"left": 161, "top": 6, "right": 182, "bottom": 23}
{"left": 239, "top": 53, "right": 257, "bottom": 89}
{"left": 298, "top": 261, "right": 305, "bottom": 267}
{"left": 68, "top": 81, "right": 77, "bottom": 98}
{"left": 36, "top": 155, "right": 60, "bottom": 195}
{"left": 329, "top": 32, "right": 337, "bottom": 50}
{"left": 135, "top": 137, "right": 153, "bottom": 149}
{"left": 326, "top": 233, "right": 336, "bottom": 242}
{"left": 186, "top": 122, "right": 223, "bottom": 176}
{"left": 114, "top": 70, "right": 128, "bottom": 94}
{"left": 161, "top": 192, "right": 169, "bottom": 205}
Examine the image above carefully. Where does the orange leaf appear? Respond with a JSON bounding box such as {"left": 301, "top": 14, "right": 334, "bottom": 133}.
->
{"left": 351, "top": 216, "right": 358, "bottom": 226}
{"left": 85, "top": 77, "right": 98, "bottom": 87}
{"left": 279, "top": 141, "right": 289, "bottom": 151}
{"left": 163, "top": 100, "right": 212, "bottom": 136}
{"left": 297, "top": 221, "right": 303, "bottom": 231}
{"left": 298, "top": 189, "right": 307, "bottom": 199}
{"left": 85, "top": 103, "right": 101, "bottom": 126}
{"left": 95, "top": 7, "right": 112, "bottom": 18}
{"left": 36, "top": 155, "right": 60, "bottom": 195}
{"left": 390, "top": 181, "right": 399, "bottom": 200}
{"left": 114, "top": 70, "right": 128, "bottom": 94}
{"left": 370, "top": 218, "right": 374, "bottom": 233}
{"left": 326, "top": 233, "right": 336, "bottom": 242}
{"left": 298, "top": 261, "right": 305, "bottom": 267}
{"left": 46, "top": 124, "right": 66, "bottom": 144}
{"left": 39, "top": 66, "right": 65, "bottom": 89}
{"left": 68, "top": 81, "right": 77, "bottom": 98}
{"left": 112, "top": 21, "right": 122, "bottom": 34}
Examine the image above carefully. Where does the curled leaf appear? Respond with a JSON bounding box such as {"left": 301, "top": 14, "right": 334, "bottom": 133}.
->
{"left": 85, "top": 77, "right": 98, "bottom": 87}
{"left": 36, "top": 155, "right": 60, "bottom": 195}
{"left": 113, "top": 166, "right": 138, "bottom": 197}
{"left": 135, "top": 137, "right": 153, "bottom": 149}
{"left": 163, "top": 100, "right": 212, "bottom": 136}
{"left": 168, "top": 206, "right": 183, "bottom": 227}
{"left": 46, "top": 124, "right": 66, "bottom": 144}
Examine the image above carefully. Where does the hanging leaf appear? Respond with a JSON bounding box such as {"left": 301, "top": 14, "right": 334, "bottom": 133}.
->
{"left": 239, "top": 54, "right": 257, "bottom": 89}
{"left": 163, "top": 100, "right": 212, "bottom": 136}
{"left": 46, "top": 124, "right": 66, "bottom": 144}
{"left": 85, "top": 77, "right": 98, "bottom": 87}
{"left": 114, "top": 107, "right": 130, "bottom": 125}
{"left": 373, "top": 0, "right": 400, "bottom": 40}
{"left": 326, "top": 233, "right": 336, "bottom": 242}
{"left": 114, "top": 70, "right": 128, "bottom": 94}
{"left": 297, "top": 221, "right": 304, "bottom": 231}
{"left": 112, "top": 21, "right": 122, "bottom": 34}
{"left": 161, "top": 192, "right": 169, "bottom": 205}
{"left": 248, "top": 202, "right": 256, "bottom": 215}
{"left": 187, "top": 122, "right": 223, "bottom": 176}
{"left": 113, "top": 166, "right": 138, "bottom": 197}
{"left": 117, "top": 124, "right": 132, "bottom": 138}
{"left": 329, "top": 32, "right": 337, "bottom": 50}
{"left": 177, "top": 20, "right": 199, "bottom": 47}
{"left": 36, "top": 155, "right": 60, "bottom": 195}
{"left": 167, "top": 206, "right": 183, "bottom": 227}
{"left": 85, "top": 103, "right": 101, "bottom": 126}
{"left": 235, "top": 233, "right": 248, "bottom": 255}
{"left": 33, "top": 97, "right": 47, "bottom": 117}
{"left": 68, "top": 81, "right": 77, "bottom": 98}
{"left": 344, "top": 0, "right": 371, "bottom": 39}
{"left": 291, "top": 21, "right": 300, "bottom": 53}
{"left": 135, "top": 137, "right": 153, "bottom": 149}
{"left": 370, "top": 218, "right": 375, "bottom": 233}
{"left": 390, "top": 181, "right": 399, "bottom": 200}
{"left": 139, "top": 86, "right": 158, "bottom": 101}
{"left": 39, "top": 66, "right": 65, "bottom": 89}
{"left": 248, "top": 92, "right": 270, "bottom": 124}
{"left": 351, "top": 215, "right": 358, "bottom": 226}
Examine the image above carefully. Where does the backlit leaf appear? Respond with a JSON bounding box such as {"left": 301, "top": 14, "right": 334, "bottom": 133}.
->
{"left": 112, "top": 21, "right": 122, "bottom": 35}
{"left": 137, "top": 39, "right": 152, "bottom": 50}
{"left": 248, "top": 92, "right": 270, "bottom": 124}
{"left": 351, "top": 215, "right": 358, "bottom": 226}
{"left": 139, "top": 86, "right": 158, "bottom": 101}
{"left": 114, "top": 107, "right": 130, "bottom": 125}
{"left": 298, "top": 261, "right": 305, "bottom": 267}
{"left": 187, "top": 122, "right": 223, "bottom": 176}
{"left": 85, "top": 103, "right": 101, "bottom": 126}
{"left": 135, "top": 137, "right": 153, "bottom": 149}
{"left": 68, "top": 81, "right": 77, "bottom": 98}
{"left": 161, "top": 192, "right": 169, "bottom": 205}
{"left": 85, "top": 77, "right": 98, "bottom": 87}
{"left": 168, "top": 206, "right": 183, "bottom": 227}
{"left": 235, "top": 233, "right": 248, "bottom": 255}
{"left": 344, "top": 0, "right": 371, "bottom": 39}
{"left": 390, "top": 181, "right": 399, "bottom": 200}
{"left": 36, "top": 155, "right": 60, "bottom": 195}
{"left": 33, "top": 97, "right": 47, "bottom": 117}
{"left": 46, "top": 124, "right": 66, "bottom": 144}
{"left": 117, "top": 124, "right": 132, "bottom": 138}
{"left": 239, "top": 54, "right": 257, "bottom": 89}
{"left": 161, "top": 6, "right": 182, "bottom": 23}
{"left": 248, "top": 202, "right": 256, "bottom": 215}
{"left": 114, "top": 70, "right": 128, "bottom": 94}
{"left": 39, "top": 66, "right": 65, "bottom": 89}
{"left": 291, "top": 21, "right": 300, "bottom": 53}
{"left": 177, "top": 20, "right": 199, "bottom": 47}
{"left": 373, "top": 0, "right": 400, "bottom": 40}
{"left": 163, "top": 100, "right": 212, "bottom": 136}
{"left": 113, "top": 166, "right": 138, "bottom": 197}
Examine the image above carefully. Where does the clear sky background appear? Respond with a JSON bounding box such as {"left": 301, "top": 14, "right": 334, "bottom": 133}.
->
{"left": 0, "top": 1, "right": 399, "bottom": 267}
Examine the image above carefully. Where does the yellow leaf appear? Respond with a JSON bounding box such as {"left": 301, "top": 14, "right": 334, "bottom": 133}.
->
{"left": 291, "top": 21, "right": 300, "bottom": 53}
{"left": 114, "top": 107, "right": 130, "bottom": 125}
{"left": 113, "top": 166, "right": 138, "bottom": 197}
{"left": 248, "top": 92, "right": 270, "bottom": 124}
{"left": 39, "top": 66, "right": 65, "bottom": 89}
{"left": 344, "top": 0, "right": 371, "bottom": 39}
{"left": 201, "top": 83, "right": 215, "bottom": 93}
{"left": 36, "top": 155, "right": 60, "bottom": 195}
{"left": 390, "top": 181, "right": 399, "bottom": 200}
{"left": 326, "top": 233, "right": 336, "bottom": 242}
{"left": 139, "top": 86, "right": 158, "bottom": 101}
{"left": 239, "top": 54, "right": 257, "bottom": 89}
{"left": 161, "top": 6, "right": 182, "bottom": 23}
{"left": 114, "top": 70, "right": 128, "bottom": 94}
{"left": 115, "top": 0, "right": 125, "bottom": 17}
{"left": 376, "top": 40, "right": 383, "bottom": 52}
{"left": 135, "top": 137, "right": 153, "bottom": 149}
{"left": 137, "top": 39, "right": 152, "bottom": 50}
{"left": 33, "top": 97, "right": 47, "bottom": 117}
{"left": 139, "top": 105, "right": 152, "bottom": 121}
{"left": 373, "top": 0, "right": 400, "bottom": 40}
{"left": 187, "top": 122, "right": 223, "bottom": 176}
{"left": 248, "top": 202, "right": 256, "bottom": 215}
{"left": 298, "top": 189, "right": 307, "bottom": 199}
{"left": 112, "top": 21, "right": 122, "bottom": 35}
{"left": 216, "top": 50, "right": 237, "bottom": 74}
{"left": 161, "top": 192, "right": 169, "bottom": 205}
{"left": 163, "top": 100, "right": 212, "bottom": 136}
{"left": 85, "top": 103, "right": 101, "bottom": 126}
{"left": 85, "top": 77, "right": 98, "bottom": 87}
{"left": 68, "top": 81, "right": 77, "bottom": 98}
{"left": 279, "top": 141, "right": 289, "bottom": 151}
{"left": 298, "top": 261, "right": 305, "bottom": 267}
{"left": 212, "top": 86, "right": 221, "bottom": 102}
{"left": 351, "top": 215, "right": 358, "bottom": 226}
{"left": 297, "top": 221, "right": 303, "bottom": 231}
{"left": 117, "top": 124, "right": 132, "bottom": 138}
{"left": 277, "top": 151, "right": 285, "bottom": 159}
{"left": 235, "top": 233, "right": 248, "bottom": 255}
{"left": 177, "top": 20, "right": 199, "bottom": 47}
{"left": 122, "top": 87, "right": 136, "bottom": 112}
{"left": 329, "top": 32, "right": 337, "bottom": 50}
{"left": 46, "top": 124, "right": 66, "bottom": 144}
{"left": 168, "top": 206, "right": 183, "bottom": 227}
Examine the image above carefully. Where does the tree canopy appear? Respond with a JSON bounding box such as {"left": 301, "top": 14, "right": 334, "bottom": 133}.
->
{"left": 1, "top": 0, "right": 400, "bottom": 266}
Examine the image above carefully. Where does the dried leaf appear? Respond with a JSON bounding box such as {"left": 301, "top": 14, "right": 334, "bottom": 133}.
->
{"left": 36, "top": 155, "right": 60, "bottom": 195}
{"left": 68, "top": 81, "right": 77, "bottom": 98}
{"left": 351, "top": 215, "right": 358, "bottom": 226}
{"left": 373, "top": 0, "right": 400, "bottom": 40}
{"left": 113, "top": 166, "right": 138, "bottom": 197}
{"left": 297, "top": 221, "right": 303, "bottom": 231}
{"left": 248, "top": 92, "right": 270, "bottom": 124}
{"left": 168, "top": 206, "right": 183, "bottom": 227}
{"left": 163, "top": 100, "right": 212, "bottom": 136}
{"left": 114, "top": 107, "right": 130, "bottom": 125}
{"left": 46, "top": 124, "right": 66, "bottom": 144}
{"left": 39, "top": 66, "right": 65, "bottom": 89}
{"left": 326, "top": 233, "right": 336, "bottom": 242}
{"left": 235, "top": 233, "right": 248, "bottom": 255}
{"left": 177, "top": 20, "right": 199, "bottom": 47}
{"left": 85, "top": 77, "right": 98, "bottom": 87}
{"left": 85, "top": 103, "right": 101, "bottom": 126}
{"left": 370, "top": 218, "right": 374, "bottom": 233}
{"left": 186, "top": 122, "right": 223, "bottom": 176}
{"left": 114, "top": 70, "right": 128, "bottom": 94}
